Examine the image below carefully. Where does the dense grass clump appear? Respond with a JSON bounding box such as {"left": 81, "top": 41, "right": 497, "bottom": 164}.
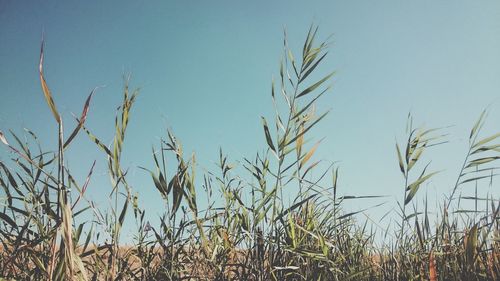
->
{"left": 0, "top": 26, "right": 499, "bottom": 281}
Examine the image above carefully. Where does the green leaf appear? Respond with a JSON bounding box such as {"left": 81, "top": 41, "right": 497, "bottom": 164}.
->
{"left": 405, "top": 170, "right": 439, "bottom": 205}
{"left": 292, "top": 87, "right": 328, "bottom": 120}
{"left": 276, "top": 194, "right": 317, "bottom": 221}
{"left": 170, "top": 174, "right": 183, "bottom": 218}
{"left": 303, "top": 25, "right": 319, "bottom": 60}
{"left": 296, "top": 71, "right": 335, "bottom": 98}
{"left": 150, "top": 171, "right": 167, "bottom": 199}
{"left": 261, "top": 117, "right": 276, "bottom": 153}
{"left": 118, "top": 195, "right": 129, "bottom": 227}
{"left": 299, "top": 52, "right": 328, "bottom": 83}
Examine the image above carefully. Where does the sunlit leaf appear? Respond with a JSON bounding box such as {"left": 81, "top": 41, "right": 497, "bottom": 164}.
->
{"left": 39, "top": 39, "right": 61, "bottom": 123}
{"left": 300, "top": 139, "right": 322, "bottom": 168}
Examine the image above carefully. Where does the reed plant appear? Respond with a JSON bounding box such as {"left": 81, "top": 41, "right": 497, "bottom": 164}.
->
{"left": 0, "top": 25, "right": 499, "bottom": 280}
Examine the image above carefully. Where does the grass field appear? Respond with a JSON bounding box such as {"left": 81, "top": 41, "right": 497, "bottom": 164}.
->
{"left": 0, "top": 26, "right": 499, "bottom": 280}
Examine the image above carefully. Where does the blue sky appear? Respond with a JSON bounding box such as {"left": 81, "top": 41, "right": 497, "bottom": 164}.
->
{"left": 1, "top": 1, "right": 500, "bottom": 240}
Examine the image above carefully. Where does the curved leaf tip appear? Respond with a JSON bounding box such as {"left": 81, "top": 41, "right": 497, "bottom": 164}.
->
{"left": 39, "top": 38, "right": 61, "bottom": 124}
{"left": 0, "top": 130, "right": 8, "bottom": 145}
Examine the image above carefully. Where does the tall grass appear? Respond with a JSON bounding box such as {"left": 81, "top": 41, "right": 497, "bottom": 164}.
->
{"left": 0, "top": 26, "right": 499, "bottom": 280}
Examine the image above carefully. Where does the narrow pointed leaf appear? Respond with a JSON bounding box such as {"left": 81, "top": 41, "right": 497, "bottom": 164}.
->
{"left": 300, "top": 139, "right": 322, "bottom": 168}
{"left": 64, "top": 87, "right": 99, "bottom": 149}
{"left": 466, "top": 156, "right": 500, "bottom": 168}
{"left": 470, "top": 110, "right": 486, "bottom": 140}
{"left": 261, "top": 117, "right": 276, "bottom": 153}
{"left": 39, "top": 39, "right": 60, "bottom": 123}
{"left": 405, "top": 171, "right": 440, "bottom": 205}
{"left": 296, "top": 72, "right": 334, "bottom": 98}
{"left": 396, "top": 143, "right": 405, "bottom": 175}
{"left": 299, "top": 52, "right": 328, "bottom": 83}
{"left": 473, "top": 132, "right": 500, "bottom": 149}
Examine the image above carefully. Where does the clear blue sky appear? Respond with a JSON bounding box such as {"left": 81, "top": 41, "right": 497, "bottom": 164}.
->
{"left": 1, "top": 1, "right": 500, "bottom": 240}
